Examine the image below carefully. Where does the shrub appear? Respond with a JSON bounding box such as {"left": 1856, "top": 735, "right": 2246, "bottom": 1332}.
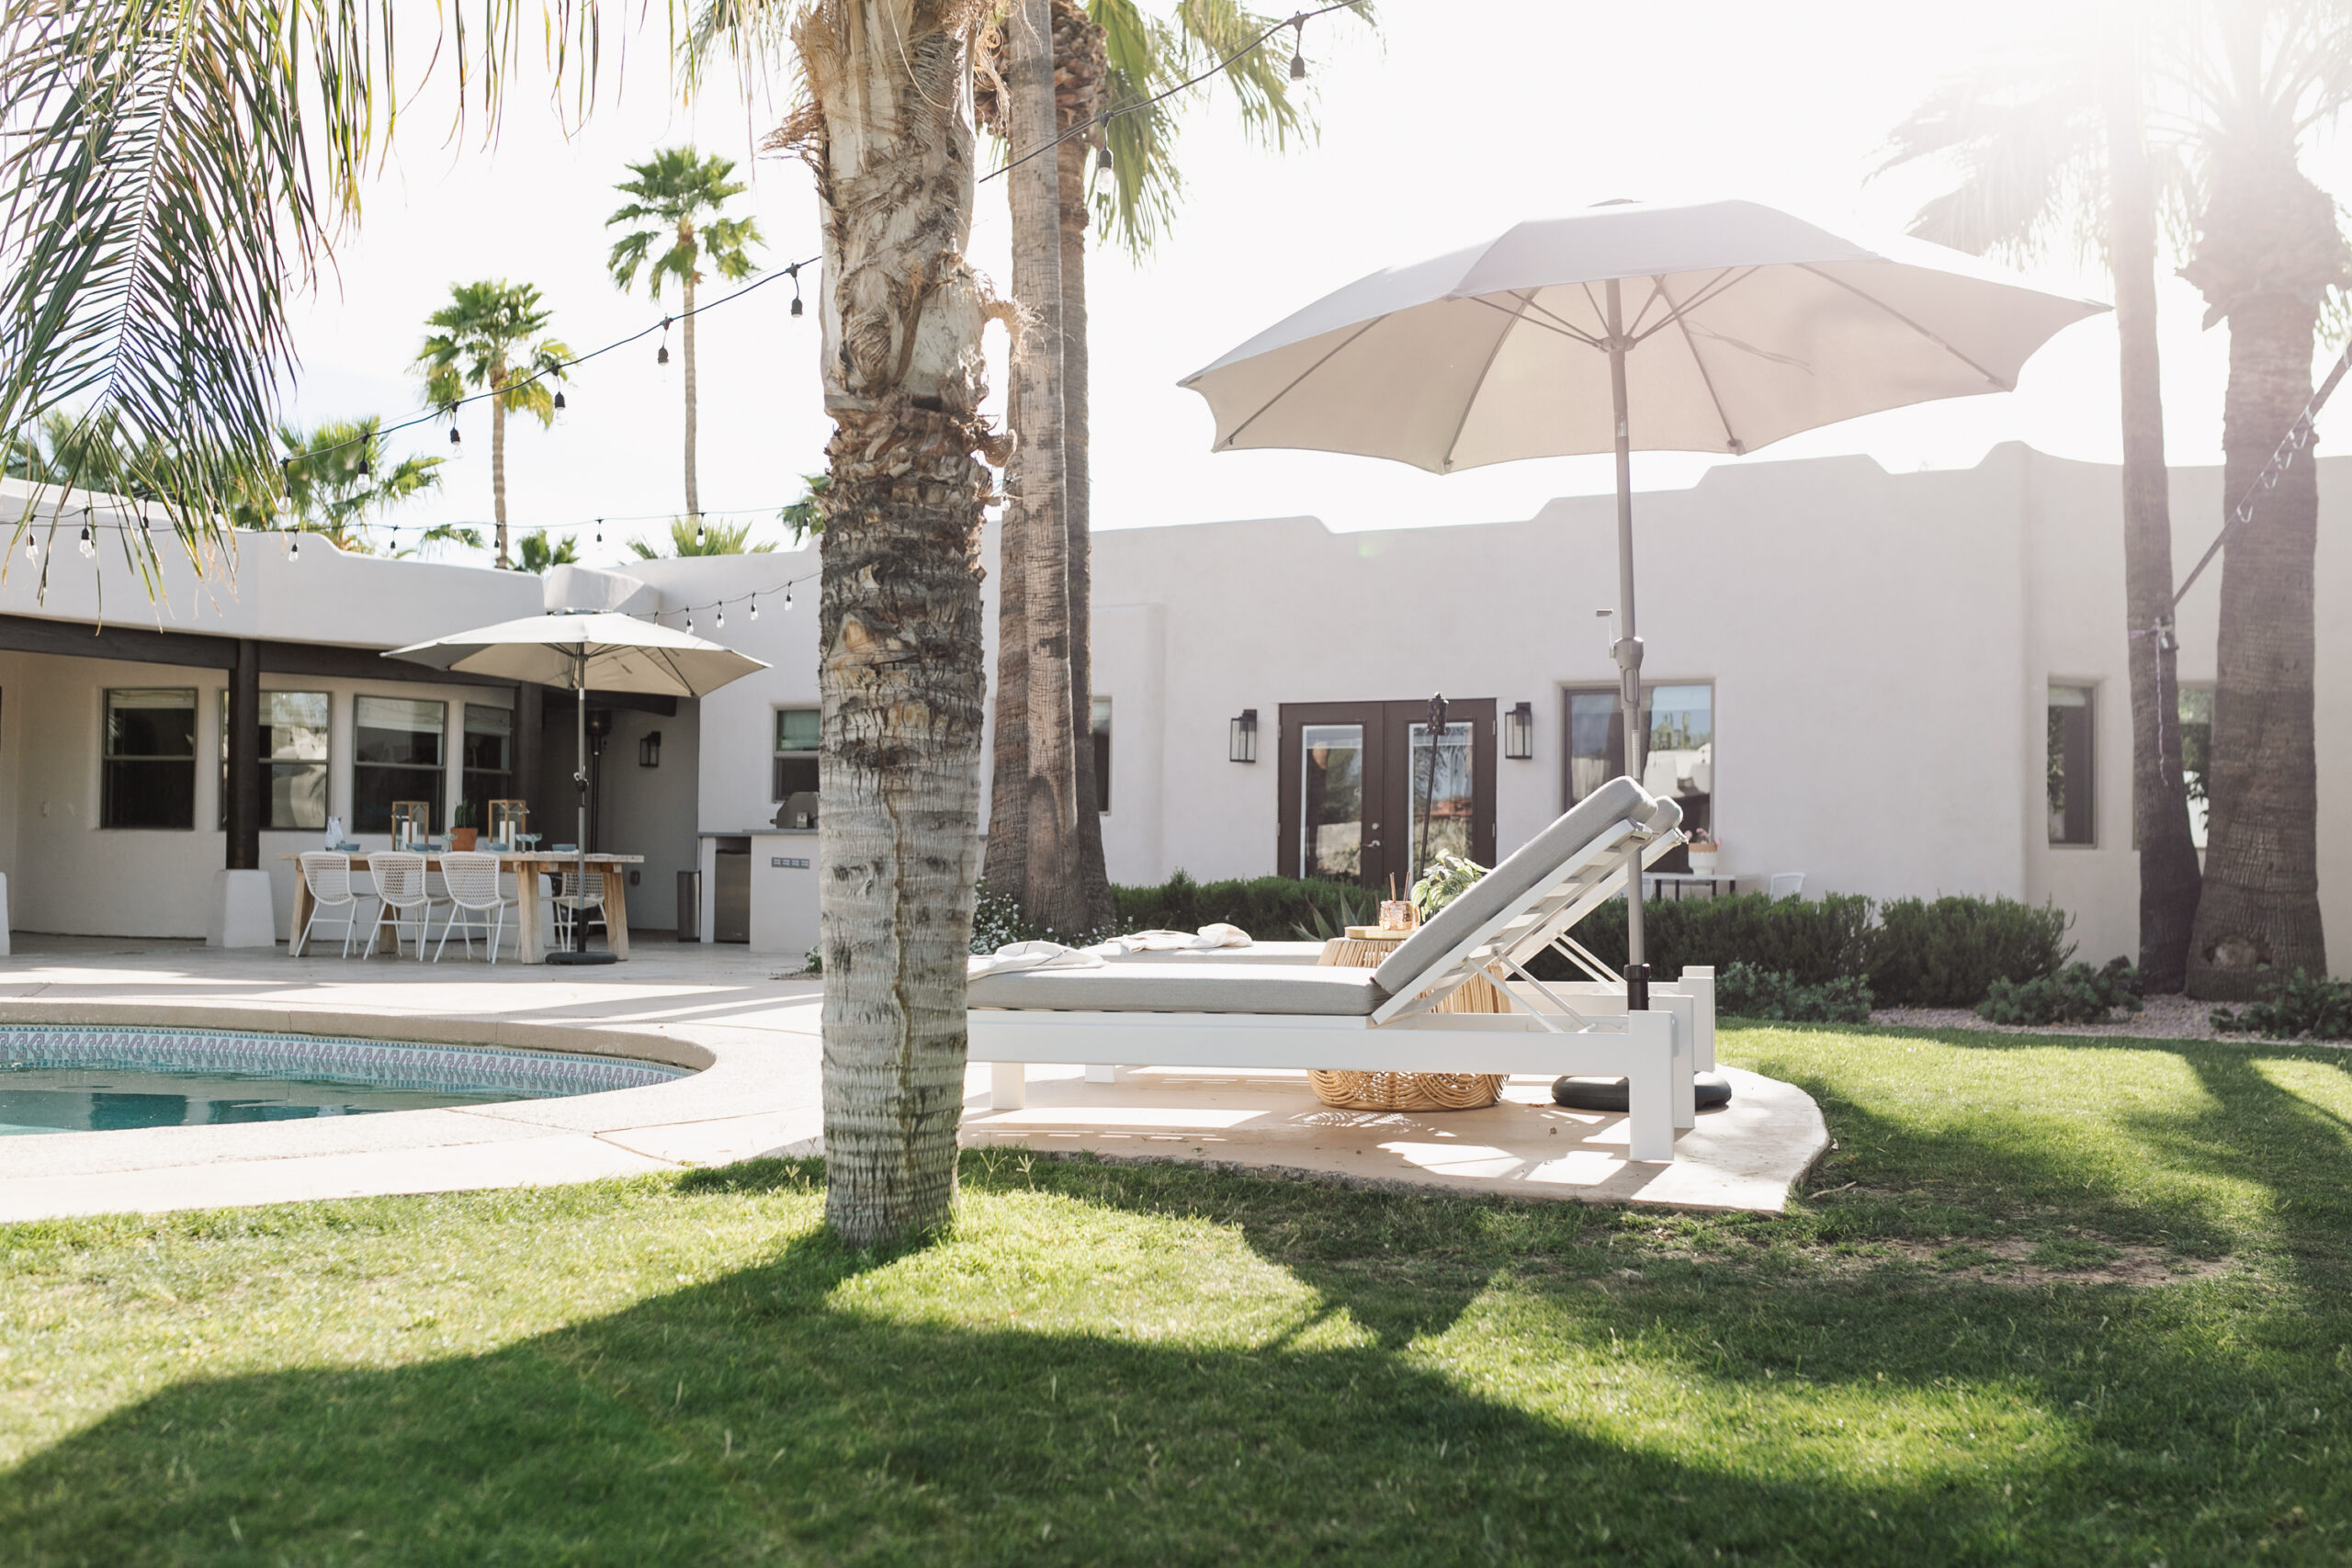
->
{"left": 1714, "top": 961, "right": 1873, "bottom": 1024}
{"left": 1537, "top": 891, "right": 1874, "bottom": 987}
{"left": 1976, "top": 957, "right": 2142, "bottom": 1026}
{"left": 1866, "top": 896, "right": 2072, "bottom": 1008}
{"left": 970, "top": 881, "right": 1106, "bottom": 954}
{"left": 1109, "top": 872, "right": 1374, "bottom": 944}
{"left": 2211, "top": 970, "right": 2352, "bottom": 1041}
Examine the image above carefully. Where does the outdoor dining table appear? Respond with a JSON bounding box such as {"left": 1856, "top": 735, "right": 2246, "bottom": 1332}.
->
{"left": 284, "top": 851, "right": 646, "bottom": 964}
{"left": 1643, "top": 871, "right": 1751, "bottom": 901}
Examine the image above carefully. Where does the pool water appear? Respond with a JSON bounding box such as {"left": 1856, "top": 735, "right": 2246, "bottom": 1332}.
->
{"left": 0, "top": 1069, "right": 524, "bottom": 1134}
{"left": 0, "top": 1026, "right": 688, "bottom": 1136}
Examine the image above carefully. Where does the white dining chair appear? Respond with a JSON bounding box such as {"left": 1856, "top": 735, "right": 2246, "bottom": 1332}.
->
{"left": 435, "top": 851, "right": 514, "bottom": 963}
{"left": 1769, "top": 872, "right": 1806, "bottom": 901}
{"left": 551, "top": 869, "right": 605, "bottom": 951}
{"left": 295, "top": 852, "right": 366, "bottom": 957}
{"left": 365, "top": 851, "right": 436, "bottom": 960}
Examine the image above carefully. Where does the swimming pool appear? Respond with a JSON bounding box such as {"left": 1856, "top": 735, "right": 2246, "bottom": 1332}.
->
{"left": 0, "top": 1026, "right": 688, "bottom": 1136}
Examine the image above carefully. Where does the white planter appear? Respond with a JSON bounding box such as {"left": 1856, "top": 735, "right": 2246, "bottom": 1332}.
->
{"left": 1687, "top": 850, "right": 1720, "bottom": 875}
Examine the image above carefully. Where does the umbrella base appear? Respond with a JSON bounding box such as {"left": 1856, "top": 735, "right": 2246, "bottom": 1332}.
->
{"left": 547, "top": 951, "right": 619, "bottom": 966}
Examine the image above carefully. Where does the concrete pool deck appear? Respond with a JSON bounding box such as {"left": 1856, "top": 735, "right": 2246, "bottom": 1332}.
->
{"left": 0, "top": 936, "right": 1829, "bottom": 1221}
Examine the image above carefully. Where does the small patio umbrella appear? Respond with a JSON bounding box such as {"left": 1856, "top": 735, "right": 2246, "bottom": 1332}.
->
{"left": 1180, "top": 198, "right": 2105, "bottom": 996}
{"left": 386, "top": 611, "right": 768, "bottom": 963}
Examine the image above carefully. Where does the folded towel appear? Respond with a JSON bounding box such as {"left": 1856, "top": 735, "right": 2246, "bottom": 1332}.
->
{"left": 967, "top": 940, "right": 1109, "bottom": 979}
{"left": 1092, "top": 923, "right": 1253, "bottom": 955}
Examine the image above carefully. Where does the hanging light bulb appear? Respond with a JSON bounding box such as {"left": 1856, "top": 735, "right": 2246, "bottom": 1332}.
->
{"left": 716, "top": 604, "right": 726, "bottom": 629}
{"left": 594, "top": 517, "right": 604, "bottom": 544}
{"left": 658, "top": 318, "right": 672, "bottom": 367}
{"left": 356, "top": 454, "right": 372, "bottom": 479}
{"left": 553, "top": 389, "right": 568, "bottom": 412}
{"left": 685, "top": 611, "right": 695, "bottom": 633}
{"left": 788, "top": 264, "right": 804, "bottom": 319}
{"left": 784, "top": 587, "right": 794, "bottom": 611}
{"left": 288, "top": 531, "right": 301, "bottom": 561}
{"left": 22, "top": 533, "right": 37, "bottom": 563}
{"left": 749, "top": 597, "right": 760, "bottom": 622}
{"left": 1096, "top": 114, "right": 1113, "bottom": 172}
{"left": 76, "top": 522, "right": 94, "bottom": 558}
{"left": 695, "top": 518, "right": 707, "bottom": 549}
{"left": 448, "top": 421, "right": 463, "bottom": 452}
{"left": 1289, "top": 15, "right": 1307, "bottom": 78}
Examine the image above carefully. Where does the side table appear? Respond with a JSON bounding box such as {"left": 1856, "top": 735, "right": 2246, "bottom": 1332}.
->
{"left": 1309, "top": 926, "right": 1507, "bottom": 1111}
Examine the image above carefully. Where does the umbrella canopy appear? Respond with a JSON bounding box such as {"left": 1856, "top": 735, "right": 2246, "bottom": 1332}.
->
{"left": 1181, "top": 199, "right": 2106, "bottom": 470}
{"left": 385, "top": 611, "right": 767, "bottom": 696}
{"left": 1180, "top": 198, "right": 2106, "bottom": 996}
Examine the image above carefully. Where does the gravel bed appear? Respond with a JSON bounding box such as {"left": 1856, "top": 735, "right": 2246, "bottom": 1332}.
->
{"left": 1871, "top": 992, "right": 2350, "bottom": 1046}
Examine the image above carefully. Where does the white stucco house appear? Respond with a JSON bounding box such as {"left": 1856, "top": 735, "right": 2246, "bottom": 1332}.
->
{"left": 0, "top": 440, "right": 2343, "bottom": 973}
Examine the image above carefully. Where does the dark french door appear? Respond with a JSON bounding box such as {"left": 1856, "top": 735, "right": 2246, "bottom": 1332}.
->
{"left": 1276, "top": 699, "right": 1496, "bottom": 893}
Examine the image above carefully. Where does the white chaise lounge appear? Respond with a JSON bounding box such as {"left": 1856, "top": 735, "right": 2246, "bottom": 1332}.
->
{"left": 967, "top": 776, "right": 1713, "bottom": 1163}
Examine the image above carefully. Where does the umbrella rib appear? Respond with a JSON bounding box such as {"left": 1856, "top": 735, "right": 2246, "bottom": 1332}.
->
{"left": 1795, "top": 264, "right": 2013, "bottom": 389}
{"left": 1623, "top": 276, "right": 1674, "bottom": 338}
{"left": 1657, "top": 275, "right": 1747, "bottom": 456}
{"left": 1440, "top": 294, "right": 1534, "bottom": 473}
{"left": 1629, "top": 267, "right": 1756, "bottom": 345}
{"left": 1217, "top": 317, "right": 1388, "bottom": 448}
{"left": 1467, "top": 294, "right": 1603, "bottom": 349}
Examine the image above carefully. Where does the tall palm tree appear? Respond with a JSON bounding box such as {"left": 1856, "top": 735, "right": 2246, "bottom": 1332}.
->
{"left": 263, "top": 417, "right": 445, "bottom": 552}
{"left": 975, "top": 0, "right": 1330, "bottom": 932}
{"left": 605, "top": 147, "right": 765, "bottom": 522}
{"left": 415, "top": 280, "right": 571, "bottom": 571}
{"left": 2175, "top": 0, "right": 2351, "bottom": 997}
{"left": 698, "top": 0, "right": 1012, "bottom": 1244}
{"left": 0, "top": 4, "right": 606, "bottom": 571}
{"left": 1883, "top": 4, "right": 2205, "bottom": 990}
{"left": 626, "top": 515, "right": 777, "bottom": 557}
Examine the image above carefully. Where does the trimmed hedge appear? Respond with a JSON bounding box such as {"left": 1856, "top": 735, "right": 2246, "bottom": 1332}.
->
{"left": 1110, "top": 871, "right": 1376, "bottom": 941}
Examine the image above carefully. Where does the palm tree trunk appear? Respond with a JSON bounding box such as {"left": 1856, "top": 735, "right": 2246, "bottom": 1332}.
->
{"left": 2102, "top": 30, "right": 2199, "bottom": 992}
{"left": 984, "top": 352, "right": 1031, "bottom": 907}
{"left": 1007, "top": 0, "right": 1080, "bottom": 934}
{"left": 682, "top": 249, "right": 700, "bottom": 522}
{"left": 1058, "top": 39, "right": 1114, "bottom": 932}
{"left": 491, "top": 354, "right": 510, "bottom": 570}
{"left": 791, "top": 0, "right": 1000, "bottom": 1246}
{"left": 2181, "top": 147, "right": 2336, "bottom": 998}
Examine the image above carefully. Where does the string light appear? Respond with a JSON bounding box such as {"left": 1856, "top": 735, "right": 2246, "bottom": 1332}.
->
{"left": 715, "top": 604, "right": 725, "bottom": 628}
{"left": 552, "top": 389, "right": 567, "bottom": 412}
{"left": 784, "top": 587, "right": 794, "bottom": 611}
{"left": 695, "top": 518, "right": 707, "bottom": 549}
{"left": 594, "top": 518, "right": 604, "bottom": 544}
{"left": 22, "top": 534, "right": 36, "bottom": 563}
{"left": 288, "top": 530, "right": 301, "bottom": 561}
{"left": 658, "top": 318, "right": 672, "bottom": 367}
{"left": 76, "top": 520, "right": 93, "bottom": 558}
{"left": 357, "top": 455, "right": 372, "bottom": 479}
{"left": 684, "top": 611, "right": 694, "bottom": 633}
{"left": 788, "top": 263, "right": 803, "bottom": 319}
{"left": 749, "top": 598, "right": 759, "bottom": 621}
{"left": 1289, "top": 12, "right": 1307, "bottom": 78}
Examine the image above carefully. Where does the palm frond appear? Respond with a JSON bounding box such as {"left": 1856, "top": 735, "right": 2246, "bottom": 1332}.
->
{"left": 1882, "top": 55, "right": 2109, "bottom": 265}
{"left": 0, "top": 3, "right": 606, "bottom": 586}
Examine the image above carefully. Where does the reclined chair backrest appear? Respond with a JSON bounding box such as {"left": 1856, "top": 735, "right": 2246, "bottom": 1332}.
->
{"left": 1369, "top": 776, "right": 1681, "bottom": 1024}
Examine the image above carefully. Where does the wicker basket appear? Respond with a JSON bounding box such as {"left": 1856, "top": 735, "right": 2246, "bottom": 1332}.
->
{"left": 1309, "top": 932, "right": 1508, "bottom": 1111}
{"left": 1307, "top": 1068, "right": 1504, "bottom": 1111}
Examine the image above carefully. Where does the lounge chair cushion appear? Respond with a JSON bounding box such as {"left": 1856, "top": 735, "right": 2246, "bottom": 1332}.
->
{"left": 1374, "top": 777, "right": 1678, "bottom": 998}
{"left": 967, "top": 962, "right": 1385, "bottom": 1016}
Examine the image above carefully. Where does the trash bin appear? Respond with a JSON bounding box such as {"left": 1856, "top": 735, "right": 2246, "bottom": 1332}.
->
{"left": 677, "top": 870, "right": 701, "bottom": 942}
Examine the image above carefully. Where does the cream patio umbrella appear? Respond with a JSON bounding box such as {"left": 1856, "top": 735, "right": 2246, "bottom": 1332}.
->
{"left": 387, "top": 611, "right": 768, "bottom": 963}
{"left": 1179, "top": 198, "right": 2106, "bottom": 999}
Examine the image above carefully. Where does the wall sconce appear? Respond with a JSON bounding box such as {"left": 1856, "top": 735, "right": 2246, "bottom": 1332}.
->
{"left": 1503, "top": 701, "right": 1534, "bottom": 760}
{"left": 638, "top": 730, "right": 662, "bottom": 769}
{"left": 1228, "top": 708, "right": 1259, "bottom": 764}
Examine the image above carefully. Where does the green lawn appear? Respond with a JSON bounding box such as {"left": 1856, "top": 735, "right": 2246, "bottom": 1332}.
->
{"left": 4, "top": 1024, "right": 2350, "bottom": 1566}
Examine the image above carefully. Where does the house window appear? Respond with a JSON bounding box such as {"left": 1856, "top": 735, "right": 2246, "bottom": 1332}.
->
{"left": 102, "top": 688, "right": 198, "bottom": 829}
{"left": 1407, "top": 718, "right": 1475, "bottom": 882}
{"left": 2178, "top": 684, "right": 2211, "bottom": 851}
{"left": 774, "top": 707, "right": 820, "bottom": 828}
{"left": 2048, "top": 682, "right": 2095, "bottom": 846}
{"left": 353, "top": 695, "right": 447, "bottom": 835}
{"left": 1561, "top": 683, "right": 1713, "bottom": 842}
{"left": 461, "top": 704, "right": 513, "bottom": 824}
{"left": 1091, "top": 695, "right": 1112, "bottom": 815}
{"left": 219, "top": 691, "right": 330, "bottom": 830}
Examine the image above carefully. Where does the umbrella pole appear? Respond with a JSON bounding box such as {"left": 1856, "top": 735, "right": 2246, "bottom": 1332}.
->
{"left": 575, "top": 656, "right": 590, "bottom": 952}
{"left": 1605, "top": 279, "right": 1649, "bottom": 1011}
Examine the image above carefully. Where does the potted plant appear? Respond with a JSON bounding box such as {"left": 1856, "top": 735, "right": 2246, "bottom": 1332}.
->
{"left": 1686, "top": 828, "right": 1719, "bottom": 875}
{"left": 450, "top": 800, "right": 479, "bottom": 853}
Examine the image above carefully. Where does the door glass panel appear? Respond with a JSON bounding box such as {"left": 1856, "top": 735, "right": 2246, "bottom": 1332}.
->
{"left": 1566, "top": 692, "right": 1619, "bottom": 804}
{"left": 1407, "top": 721, "right": 1474, "bottom": 881}
{"left": 1644, "top": 684, "right": 1713, "bottom": 840}
{"left": 1299, "top": 724, "right": 1365, "bottom": 881}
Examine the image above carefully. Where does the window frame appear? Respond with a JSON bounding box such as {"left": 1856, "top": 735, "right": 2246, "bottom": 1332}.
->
{"left": 460, "top": 702, "right": 515, "bottom": 825}
{"left": 773, "top": 706, "right": 820, "bottom": 824}
{"left": 219, "top": 689, "right": 332, "bottom": 832}
{"left": 1559, "top": 682, "right": 1714, "bottom": 864}
{"left": 2046, "top": 682, "right": 2097, "bottom": 848}
{"left": 101, "top": 686, "right": 199, "bottom": 831}
{"left": 352, "top": 694, "right": 448, "bottom": 836}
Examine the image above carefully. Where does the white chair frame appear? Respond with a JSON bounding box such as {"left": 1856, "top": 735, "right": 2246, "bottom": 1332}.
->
{"left": 550, "top": 869, "right": 605, "bottom": 951}
{"left": 364, "top": 851, "right": 436, "bottom": 961}
{"left": 294, "top": 852, "right": 367, "bottom": 957}
{"left": 435, "top": 851, "right": 514, "bottom": 963}
{"left": 970, "top": 789, "right": 1708, "bottom": 1163}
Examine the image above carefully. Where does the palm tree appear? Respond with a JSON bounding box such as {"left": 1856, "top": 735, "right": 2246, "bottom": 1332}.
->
{"left": 517, "top": 531, "right": 580, "bottom": 573}
{"left": 265, "top": 417, "right": 445, "bottom": 551}
{"left": 1883, "top": 5, "right": 2205, "bottom": 990}
{"left": 626, "top": 515, "right": 776, "bottom": 557}
{"left": 415, "top": 280, "right": 571, "bottom": 570}
{"left": 974, "top": 0, "right": 1330, "bottom": 933}
{"left": 605, "top": 147, "right": 765, "bottom": 522}
{"left": 0, "top": 6, "right": 606, "bottom": 566}
{"left": 2175, "top": 0, "right": 2351, "bottom": 997}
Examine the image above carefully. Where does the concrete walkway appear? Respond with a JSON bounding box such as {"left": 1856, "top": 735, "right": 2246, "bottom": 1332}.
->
{"left": 0, "top": 936, "right": 1828, "bottom": 1220}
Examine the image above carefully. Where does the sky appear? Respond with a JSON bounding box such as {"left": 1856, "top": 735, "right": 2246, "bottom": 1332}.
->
{"left": 276, "top": 0, "right": 2349, "bottom": 569}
